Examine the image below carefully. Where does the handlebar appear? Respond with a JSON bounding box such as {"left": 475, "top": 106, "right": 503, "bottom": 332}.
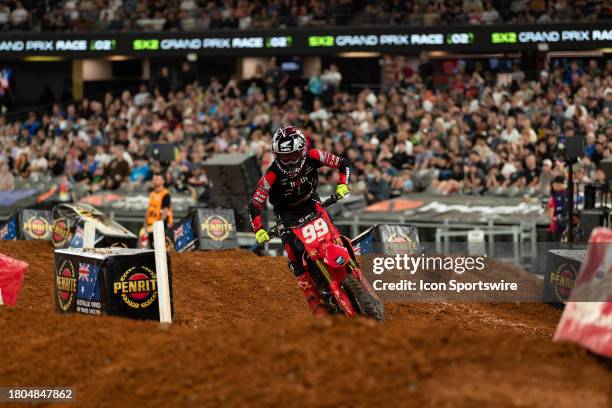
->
{"left": 266, "top": 193, "right": 341, "bottom": 240}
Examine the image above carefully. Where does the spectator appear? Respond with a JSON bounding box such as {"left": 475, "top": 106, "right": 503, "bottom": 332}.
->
{"left": 366, "top": 167, "right": 390, "bottom": 204}
{"left": 263, "top": 58, "right": 288, "bottom": 94}
{"left": 0, "top": 163, "right": 15, "bottom": 191}
{"left": 321, "top": 64, "right": 342, "bottom": 92}
{"left": 548, "top": 175, "right": 568, "bottom": 241}
{"left": 179, "top": 62, "right": 197, "bottom": 90}
{"left": 130, "top": 155, "right": 151, "bottom": 183}
{"left": 10, "top": 2, "right": 29, "bottom": 29}
{"left": 501, "top": 117, "right": 520, "bottom": 144}
{"left": 104, "top": 145, "right": 130, "bottom": 190}
{"left": 307, "top": 67, "right": 324, "bottom": 98}
{"left": 155, "top": 67, "right": 172, "bottom": 97}
{"left": 0, "top": 1, "right": 609, "bottom": 32}
{"left": 0, "top": 4, "right": 10, "bottom": 27}
{"left": 0, "top": 56, "right": 608, "bottom": 208}
{"left": 481, "top": 1, "right": 501, "bottom": 24}
{"left": 29, "top": 148, "right": 48, "bottom": 180}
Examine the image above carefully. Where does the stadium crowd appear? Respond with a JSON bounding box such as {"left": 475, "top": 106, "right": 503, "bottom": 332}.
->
{"left": 0, "top": 57, "right": 611, "bottom": 205}
{"left": 0, "top": 0, "right": 610, "bottom": 32}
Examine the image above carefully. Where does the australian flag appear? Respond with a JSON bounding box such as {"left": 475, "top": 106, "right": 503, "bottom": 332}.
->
{"left": 77, "top": 262, "right": 100, "bottom": 301}
{"left": 0, "top": 216, "right": 17, "bottom": 240}
{"left": 173, "top": 219, "right": 195, "bottom": 252}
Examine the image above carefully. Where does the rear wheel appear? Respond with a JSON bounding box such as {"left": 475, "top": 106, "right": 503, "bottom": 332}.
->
{"left": 342, "top": 275, "right": 385, "bottom": 321}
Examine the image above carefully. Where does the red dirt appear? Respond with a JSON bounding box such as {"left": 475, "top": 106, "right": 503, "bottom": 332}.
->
{"left": 0, "top": 241, "right": 610, "bottom": 408}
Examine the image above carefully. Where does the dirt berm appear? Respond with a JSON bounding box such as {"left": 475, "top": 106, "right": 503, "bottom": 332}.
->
{"left": 0, "top": 241, "right": 609, "bottom": 407}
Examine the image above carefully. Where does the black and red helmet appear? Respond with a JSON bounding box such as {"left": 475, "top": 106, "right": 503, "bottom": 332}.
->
{"left": 272, "top": 125, "right": 307, "bottom": 177}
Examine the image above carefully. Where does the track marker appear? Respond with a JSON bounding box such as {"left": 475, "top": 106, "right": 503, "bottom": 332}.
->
{"left": 153, "top": 221, "right": 172, "bottom": 324}
{"left": 83, "top": 221, "right": 95, "bottom": 248}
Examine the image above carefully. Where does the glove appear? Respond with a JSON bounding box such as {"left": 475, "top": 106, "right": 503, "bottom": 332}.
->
{"left": 336, "top": 184, "right": 349, "bottom": 199}
{"left": 255, "top": 229, "right": 270, "bottom": 244}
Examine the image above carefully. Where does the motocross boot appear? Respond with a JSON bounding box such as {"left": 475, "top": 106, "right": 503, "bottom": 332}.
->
{"left": 295, "top": 272, "right": 329, "bottom": 317}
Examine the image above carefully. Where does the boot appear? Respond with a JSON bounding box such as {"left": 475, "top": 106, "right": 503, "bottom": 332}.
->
{"left": 296, "top": 272, "right": 328, "bottom": 317}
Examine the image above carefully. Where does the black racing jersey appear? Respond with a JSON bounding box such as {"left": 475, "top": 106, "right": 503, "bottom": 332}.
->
{"left": 248, "top": 149, "right": 350, "bottom": 231}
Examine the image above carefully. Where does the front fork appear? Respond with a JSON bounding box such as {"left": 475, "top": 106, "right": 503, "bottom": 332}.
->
{"left": 313, "top": 258, "right": 357, "bottom": 318}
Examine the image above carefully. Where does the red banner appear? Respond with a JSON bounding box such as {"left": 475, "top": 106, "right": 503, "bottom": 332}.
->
{"left": 553, "top": 228, "right": 612, "bottom": 357}
{"left": 0, "top": 253, "right": 28, "bottom": 306}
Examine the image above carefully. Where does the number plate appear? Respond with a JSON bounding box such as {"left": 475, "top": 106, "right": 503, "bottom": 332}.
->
{"left": 295, "top": 216, "right": 331, "bottom": 249}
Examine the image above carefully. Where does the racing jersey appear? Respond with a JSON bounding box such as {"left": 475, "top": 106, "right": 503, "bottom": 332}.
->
{"left": 248, "top": 149, "right": 350, "bottom": 232}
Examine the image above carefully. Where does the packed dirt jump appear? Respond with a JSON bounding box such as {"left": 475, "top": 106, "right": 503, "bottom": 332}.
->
{"left": 0, "top": 241, "right": 610, "bottom": 407}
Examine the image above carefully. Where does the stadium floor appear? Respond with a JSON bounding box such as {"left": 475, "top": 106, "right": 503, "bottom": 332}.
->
{"left": 0, "top": 241, "right": 609, "bottom": 407}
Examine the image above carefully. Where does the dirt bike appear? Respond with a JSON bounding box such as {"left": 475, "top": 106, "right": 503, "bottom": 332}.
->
{"left": 267, "top": 194, "right": 385, "bottom": 321}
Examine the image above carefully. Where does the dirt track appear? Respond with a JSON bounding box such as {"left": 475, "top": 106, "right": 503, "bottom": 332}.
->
{"left": 0, "top": 241, "right": 610, "bottom": 408}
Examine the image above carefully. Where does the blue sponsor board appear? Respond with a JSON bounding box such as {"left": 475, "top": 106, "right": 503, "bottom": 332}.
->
{"left": 0, "top": 215, "right": 17, "bottom": 240}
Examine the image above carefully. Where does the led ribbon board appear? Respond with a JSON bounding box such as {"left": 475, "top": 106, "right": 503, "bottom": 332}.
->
{"left": 0, "top": 23, "right": 608, "bottom": 57}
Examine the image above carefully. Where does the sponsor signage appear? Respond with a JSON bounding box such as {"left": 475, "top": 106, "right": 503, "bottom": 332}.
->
{"left": 196, "top": 208, "right": 238, "bottom": 250}
{"left": 51, "top": 203, "right": 137, "bottom": 249}
{"left": 168, "top": 208, "right": 238, "bottom": 252}
{"left": 0, "top": 209, "right": 53, "bottom": 241}
{"left": 54, "top": 247, "right": 173, "bottom": 320}
{"left": 0, "top": 23, "right": 608, "bottom": 57}
{"left": 553, "top": 228, "right": 612, "bottom": 358}
{"left": 544, "top": 249, "right": 587, "bottom": 304}
{"left": 353, "top": 224, "right": 420, "bottom": 256}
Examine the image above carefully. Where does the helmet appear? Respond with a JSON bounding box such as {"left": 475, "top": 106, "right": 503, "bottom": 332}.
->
{"left": 272, "top": 125, "right": 307, "bottom": 177}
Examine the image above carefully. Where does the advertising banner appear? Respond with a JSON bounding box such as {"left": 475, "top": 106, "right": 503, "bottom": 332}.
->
{"left": 0, "top": 209, "right": 53, "bottom": 242}
{"left": 353, "top": 224, "right": 420, "bottom": 256}
{"left": 51, "top": 203, "right": 137, "bottom": 249}
{"left": 54, "top": 247, "right": 173, "bottom": 320}
{"left": 544, "top": 249, "right": 587, "bottom": 304}
{"left": 196, "top": 208, "right": 238, "bottom": 251}
{"left": 554, "top": 228, "right": 612, "bottom": 357}
{"left": 0, "top": 22, "right": 608, "bottom": 58}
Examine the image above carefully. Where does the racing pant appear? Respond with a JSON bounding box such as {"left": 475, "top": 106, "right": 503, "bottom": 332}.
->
{"left": 276, "top": 196, "right": 328, "bottom": 316}
{"left": 276, "top": 196, "right": 319, "bottom": 277}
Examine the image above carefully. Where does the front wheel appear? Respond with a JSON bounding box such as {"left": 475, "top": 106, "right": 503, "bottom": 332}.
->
{"left": 342, "top": 275, "right": 385, "bottom": 321}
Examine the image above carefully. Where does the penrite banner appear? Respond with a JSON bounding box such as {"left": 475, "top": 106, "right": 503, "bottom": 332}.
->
{"left": 54, "top": 247, "right": 173, "bottom": 320}
{"left": 0, "top": 209, "right": 53, "bottom": 242}
{"left": 51, "top": 203, "right": 137, "bottom": 249}
{"left": 0, "top": 22, "right": 609, "bottom": 58}
{"left": 196, "top": 208, "right": 238, "bottom": 251}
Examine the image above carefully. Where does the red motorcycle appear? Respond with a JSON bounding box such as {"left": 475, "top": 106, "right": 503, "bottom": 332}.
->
{"left": 268, "top": 194, "right": 384, "bottom": 321}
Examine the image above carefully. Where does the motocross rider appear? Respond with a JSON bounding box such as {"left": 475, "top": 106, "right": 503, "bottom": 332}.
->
{"left": 248, "top": 125, "right": 351, "bottom": 316}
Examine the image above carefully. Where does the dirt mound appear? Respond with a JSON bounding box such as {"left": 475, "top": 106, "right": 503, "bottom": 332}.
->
{"left": 0, "top": 241, "right": 609, "bottom": 408}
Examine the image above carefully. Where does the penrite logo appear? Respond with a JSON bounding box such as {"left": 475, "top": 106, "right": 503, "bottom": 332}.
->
{"left": 550, "top": 263, "right": 576, "bottom": 301}
{"left": 201, "top": 215, "right": 234, "bottom": 241}
{"left": 56, "top": 260, "right": 77, "bottom": 311}
{"left": 23, "top": 216, "right": 50, "bottom": 240}
{"left": 114, "top": 266, "right": 158, "bottom": 309}
{"left": 385, "top": 233, "right": 419, "bottom": 254}
{"left": 52, "top": 218, "right": 73, "bottom": 247}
